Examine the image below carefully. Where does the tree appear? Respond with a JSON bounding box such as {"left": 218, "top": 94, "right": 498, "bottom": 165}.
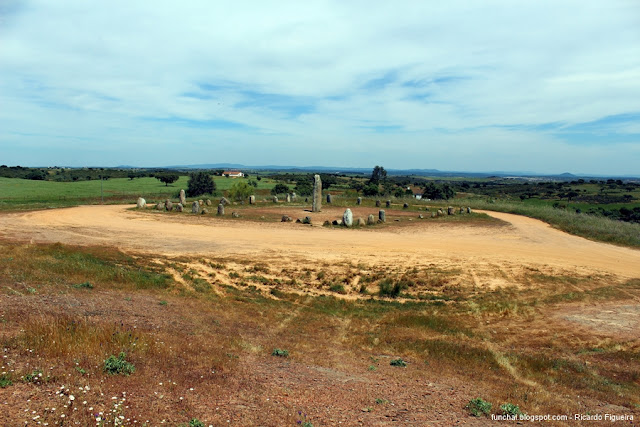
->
{"left": 271, "top": 183, "right": 290, "bottom": 195}
{"left": 422, "top": 182, "right": 456, "bottom": 200}
{"left": 186, "top": 172, "right": 216, "bottom": 197}
{"left": 294, "top": 179, "right": 313, "bottom": 196}
{"left": 227, "top": 181, "right": 253, "bottom": 201}
{"left": 369, "top": 165, "right": 387, "bottom": 185}
{"left": 319, "top": 174, "right": 337, "bottom": 190}
{"left": 362, "top": 183, "right": 379, "bottom": 196}
{"left": 156, "top": 173, "right": 179, "bottom": 186}
{"left": 25, "top": 170, "right": 46, "bottom": 180}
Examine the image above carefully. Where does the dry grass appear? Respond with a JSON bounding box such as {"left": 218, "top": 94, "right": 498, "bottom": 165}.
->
{"left": 0, "top": 240, "right": 639, "bottom": 424}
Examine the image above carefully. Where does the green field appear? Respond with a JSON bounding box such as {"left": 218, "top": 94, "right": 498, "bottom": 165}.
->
{"left": 0, "top": 176, "right": 276, "bottom": 210}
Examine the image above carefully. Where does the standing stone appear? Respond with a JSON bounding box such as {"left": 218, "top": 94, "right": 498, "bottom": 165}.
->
{"left": 418, "top": 214, "right": 424, "bottom": 219}
{"left": 332, "top": 219, "right": 342, "bottom": 226}
{"left": 379, "top": 210, "right": 386, "bottom": 222}
{"left": 165, "top": 199, "right": 173, "bottom": 211}
{"left": 375, "top": 200, "right": 381, "bottom": 207}
{"left": 286, "top": 194, "right": 291, "bottom": 203}
{"left": 356, "top": 197, "right": 362, "bottom": 205}
{"left": 431, "top": 212, "right": 436, "bottom": 218}
{"left": 281, "top": 215, "right": 292, "bottom": 222}
{"left": 156, "top": 202, "right": 163, "bottom": 210}
{"left": 231, "top": 211, "right": 239, "bottom": 218}
{"left": 136, "top": 197, "right": 146, "bottom": 208}
{"left": 249, "top": 195, "right": 255, "bottom": 205}
{"left": 312, "top": 174, "right": 322, "bottom": 212}
{"left": 220, "top": 197, "right": 230, "bottom": 205}
{"left": 291, "top": 192, "right": 297, "bottom": 201}
{"left": 367, "top": 214, "right": 376, "bottom": 225}
{"left": 302, "top": 216, "right": 312, "bottom": 224}
{"left": 467, "top": 207, "right": 472, "bottom": 214}
{"left": 191, "top": 201, "right": 200, "bottom": 214}
{"left": 342, "top": 209, "right": 353, "bottom": 227}
{"left": 326, "top": 194, "right": 333, "bottom": 204}
{"left": 201, "top": 208, "right": 208, "bottom": 215}
{"left": 217, "top": 204, "right": 225, "bottom": 215}
{"left": 273, "top": 196, "right": 278, "bottom": 203}
{"left": 206, "top": 199, "right": 212, "bottom": 206}
{"left": 198, "top": 199, "right": 204, "bottom": 206}
{"left": 437, "top": 208, "right": 444, "bottom": 217}
{"left": 175, "top": 203, "right": 183, "bottom": 212}
{"left": 403, "top": 203, "right": 409, "bottom": 209}
{"left": 323, "top": 220, "right": 331, "bottom": 227}
{"left": 447, "top": 206, "right": 455, "bottom": 215}
{"left": 386, "top": 200, "right": 391, "bottom": 208}
{"left": 460, "top": 207, "right": 465, "bottom": 214}
{"left": 179, "top": 189, "right": 186, "bottom": 206}
{"left": 357, "top": 217, "right": 366, "bottom": 227}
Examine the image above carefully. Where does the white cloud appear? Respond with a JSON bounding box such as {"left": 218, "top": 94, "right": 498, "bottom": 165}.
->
{"left": 0, "top": 0, "right": 639, "bottom": 173}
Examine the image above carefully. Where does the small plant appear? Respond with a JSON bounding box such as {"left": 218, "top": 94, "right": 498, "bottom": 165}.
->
{"left": 296, "top": 411, "right": 313, "bottom": 426}
{"left": 500, "top": 403, "right": 522, "bottom": 416}
{"left": 316, "top": 271, "right": 326, "bottom": 280}
{"left": 75, "top": 366, "right": 87, "bottom": 375}
{"left": 159, "top": 300, "right": 168, "bottom": 305}
{"left": 73, "top": 281, "right": 94, "bottom": 289}
{"left": 189, "top": 419, "right": 205, "bottom": 427}
{"left": 272, "top": 348, "right": 289, "bottom": 358}
{"left": 229, "top": 271, "right": 240, "bottom": 279}
{"left": 0, "top": 374, "right": 12, "bottom": 388}
{"left": 23, "top": 369, "right": 44, "bottom": 383}
{"left": 103, "top": 352, "right": 135, "bottom": 375}
{"left": 375, "top": 398, "right": 388, "bottom": 404}
{"left": 368, "top": 365, "right": 377, "bottom": 371}
{"left": 390, "top": 358, "right": 407, "bottom": 367}
{"left": 466, "top": 398, "right": 492, "bottom": 417}
{"left": 329, "top": 283, "right": 347, "bottom": 294}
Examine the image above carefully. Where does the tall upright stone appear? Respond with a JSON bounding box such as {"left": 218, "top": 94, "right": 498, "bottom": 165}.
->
{"left": 312, "top": 174, "right": 322, "bottom": 212}
{"left": 249, "top": 195, "right": 255, "bottom": 205}
{"left": 386, "top": 200, "right": 391, "bottom": 208}
{"left": 165, "top": 199, "right": 173, "bottom": 211}
{"left": 447, "top": 206, "right": 455, "bottom": 215}
{"left": 273, "top": 196, "right": 278, "bottom": 203}
{"left": 179, "top": 189, "right": 186, "bottom": 206}
{"left": 217, "top": 204, "right": 225, "bottom": 216}
{"left": 136, "top": 197, "right": 146, "bottom": 208}
{"left": 367, "top": 214, "right": 376, "bottom": 225}
{"left": 342, "top": 209, "right": 353, "bottom": 227}
{"left": 286, "top": 194, "right": 291, "bottom": 203}
{"left": 379, "top": 210, "right": 386, "bottom": 222}
{"left": 375, "top": 200, "right": 381, "bottom": 207}
{"left": 191, "top": 201, "right": 200, "bottom": 214}
{"left": 356, "top": 197, "right": 362, "bottom": 205}
{"left": 326, "top": 194, "right": 332, "bottom": 204}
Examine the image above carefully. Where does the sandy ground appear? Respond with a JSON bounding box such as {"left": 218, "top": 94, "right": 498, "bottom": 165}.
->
{"left": 0, "top": 204, "right": 638, "bottom": 279}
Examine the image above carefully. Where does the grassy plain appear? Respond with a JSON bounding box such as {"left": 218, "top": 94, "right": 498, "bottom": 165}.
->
{"left": 0, "top": 176, "right": 276, "bottom": 211}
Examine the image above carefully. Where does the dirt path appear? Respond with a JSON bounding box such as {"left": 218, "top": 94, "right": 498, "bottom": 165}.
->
{"left": 0, "top": 205, "right": 638, "bottom": 279}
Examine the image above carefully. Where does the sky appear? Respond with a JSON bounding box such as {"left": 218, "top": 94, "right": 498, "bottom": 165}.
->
{"left": 1, "top": 1, "right": 639, "bottom": 175}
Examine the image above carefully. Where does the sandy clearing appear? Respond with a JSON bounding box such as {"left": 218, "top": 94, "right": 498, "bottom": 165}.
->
{"left": 0, "top": 204, "right": 638, "bottom": 279}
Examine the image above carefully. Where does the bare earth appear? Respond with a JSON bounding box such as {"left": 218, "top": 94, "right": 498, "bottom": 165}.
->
{"left": 0, "top": 205, "right": 638, "bottom": 278}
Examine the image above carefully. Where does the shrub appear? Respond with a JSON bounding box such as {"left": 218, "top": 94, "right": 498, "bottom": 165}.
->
{"left": 500, "top": 403, "right": 522, "bottom": 416}
{"left": 390, "top": 358, "right": 407, "bottom": 367}
{"left": 186, "top": 172, "right": 216, "bottom": 197}
{"left": 466, "top": 398, "right": 492, "bottom": 417}
{"left": 378, "top": 279, "right": 404, "bottom": 298}
{"left": 103, "top": 352, "right": 135, "bottom": 375}
{"left": 272, "top": 348, "right": 289, "bottom": 358}
{"left": 271, "top": 183, "right": 290, "bottom": 196}
{"left": 228, "top": 181, "right": 254, "bottom": 201}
